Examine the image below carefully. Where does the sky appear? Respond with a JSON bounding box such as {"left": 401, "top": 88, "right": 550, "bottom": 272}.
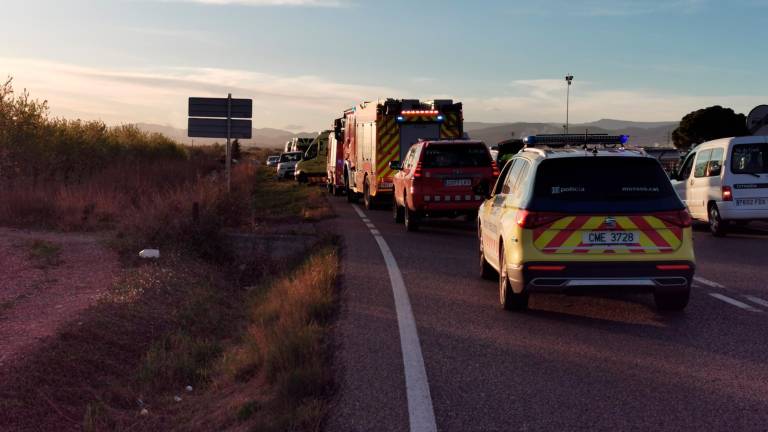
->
{"left": 1, "top": 0, "right": 767, "bottom": 131}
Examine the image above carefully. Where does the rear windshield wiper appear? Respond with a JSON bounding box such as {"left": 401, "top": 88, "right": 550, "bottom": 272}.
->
{"left": 743, "top": 172, "right": 762, "bottom": 178}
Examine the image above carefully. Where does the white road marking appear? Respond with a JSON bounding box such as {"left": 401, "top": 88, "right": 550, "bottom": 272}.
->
{"left": 351, "top": 204, "right": 437, "bottom": 432}
{"left": 745, "top": 295, "right": 768, "bottom": 309}
{"left": 694, "top": 276, "right": 726, "bottom": 289}
{"left": 709, "top": 293, "right": 762, "bottom": 312}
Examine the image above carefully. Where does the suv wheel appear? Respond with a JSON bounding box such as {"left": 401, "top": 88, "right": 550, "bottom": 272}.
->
{"left": 708, "top": 203, "right": 727, "bottom": 237}
{"left": 478, "top": 226, "right": 496, "bottom": 280}
{"left": 654, "top": 287, "right": 690, "bottom": 311}
{"left": 404, "top": 204, "right": 420, "bottom": 232}
{"left": 297, "top": 172, "right": 308, "bottom": 183}
{"left": 393, "top": 194, "right": 404, "bottom": 224}
{"left": 498, "top": 244, "right": 529, "bottom": 311}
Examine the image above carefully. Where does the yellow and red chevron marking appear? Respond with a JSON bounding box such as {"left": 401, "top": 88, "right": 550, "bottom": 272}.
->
{"left": 376, "top": 116, "right": 399, "bottom": 181}
{"left": 532, "top": 215, "right": 683, "bottom": 255}
{"left": 440, "top": 112, "right": 461, "bottom": 139}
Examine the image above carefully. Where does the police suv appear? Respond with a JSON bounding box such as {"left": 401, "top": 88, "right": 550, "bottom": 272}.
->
{"left": 477, "top": 134, "right": 696, "bottom": 311}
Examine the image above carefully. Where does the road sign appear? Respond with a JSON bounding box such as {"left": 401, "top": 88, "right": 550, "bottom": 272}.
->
{"left": 187, "top": 94, "right": 253, "bottom": 192}
{"left": 188, "top": 97, "right": 252, "bottom": 119}
{"left": 746, "top": 105, "right": 768, "bottom": 135}
{"left": 188, "top": 118, "right": 253, "bottom": 139}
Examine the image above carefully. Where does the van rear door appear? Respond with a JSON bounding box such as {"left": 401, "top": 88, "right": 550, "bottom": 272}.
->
{"left": 729, "top": 142, "right": 768, "bottom": 208}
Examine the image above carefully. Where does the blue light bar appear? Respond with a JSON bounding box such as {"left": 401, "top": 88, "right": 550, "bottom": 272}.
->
{"left": 396, "top": 115, "right": 405, "bottom": 122}
{"left": 523, "top": 134, "right": 630, "bottom": 148}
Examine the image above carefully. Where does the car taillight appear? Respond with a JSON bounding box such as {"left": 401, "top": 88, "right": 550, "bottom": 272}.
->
{"left": 413, "top": 161, "right": 423, "bottom": 179}
{"left": 516, "top": 210, "right": 565, "bottom": 228}
{"left": 528, "top": 265, "right": 566, "bottom": 271}
{"left": 491, "top": 160, "right": 500, "bottom": 177}
{"left": 722, "top": 185, "right": 733, "bottom": 202}
{"left": 655, "top": 210, "right": 692, "bottom": 228}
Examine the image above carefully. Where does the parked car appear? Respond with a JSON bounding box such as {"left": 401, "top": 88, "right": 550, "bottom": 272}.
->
{"left": 390, "top": 139, "right": 499, "bottom": 231}
{"left": 671, "top": 136, "right": 768, "bottom": 236}
{"left": 266, "top": 155, "right": 280, "bottom": 167}
{"left": 276, "top": 151, "right": 303, "bottom": 179}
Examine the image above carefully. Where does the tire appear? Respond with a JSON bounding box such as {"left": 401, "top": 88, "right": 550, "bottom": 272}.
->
{"left": 345, "top": 174, "right": 357, "bottom": 203}
{"left": 478, "top": 226, "right": 496, "bottom": 280}
{"left": 654, "top": 287, "right": 690, "bottom": 311}
{"left": 498, "top": 243, "right": 529, "bottom": 311}
{"left": 297, "top": 172, "right": 308, "bottom": 183}
{"left": 404, "top": 204, "right": 420, "bottom": 232}
{"left": 363, "top": 178, "right": 374, "bottom": 210}
{"left": 708, "top": 203, "right": 727, "bottom": 237}
{"left": 393, "top": 194, "right": 404, "bottom": 224}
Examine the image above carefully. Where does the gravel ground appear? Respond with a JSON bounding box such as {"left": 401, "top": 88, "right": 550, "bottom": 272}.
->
{"left": 0, "top": 228, "right": 118, "bottom": 368}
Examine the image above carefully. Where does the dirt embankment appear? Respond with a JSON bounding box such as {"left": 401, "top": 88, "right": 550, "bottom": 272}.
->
{"left": 0, "top": 228, "right": 118, "bottom": 367}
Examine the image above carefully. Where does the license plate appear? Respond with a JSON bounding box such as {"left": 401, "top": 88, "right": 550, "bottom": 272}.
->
{"left": 735, "top": 198, "right": 767, "bottom": 206}
{"left": 445, "top": 179, "right": 471, "bottom": 187}
{"left": 582, "top": 231, "right": 639, "bottom": 245}
{"left": 379, "top": 182, "right": 394, "bottom": 189}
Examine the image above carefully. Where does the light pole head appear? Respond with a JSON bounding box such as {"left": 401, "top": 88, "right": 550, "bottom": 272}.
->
{"left": 565, "top": 75, "right": 574, "bottom": 85}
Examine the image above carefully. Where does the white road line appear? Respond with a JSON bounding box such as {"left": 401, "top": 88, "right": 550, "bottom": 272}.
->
{"left": 351, "top": 204, "right": 437, "bottom": 432}
{"left": 745, "top": 295, "right": 768, "bottom": 309}
{"left": 709, "top": 293, "right": 762, "bottom": 312}
{"left": 694, "top": 276, "right": 726, "bottom": 289}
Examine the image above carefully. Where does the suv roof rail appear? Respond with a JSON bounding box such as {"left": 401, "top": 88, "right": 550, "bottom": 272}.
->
{"left": 523, "top": 133, "right": 630, "bottom": 149}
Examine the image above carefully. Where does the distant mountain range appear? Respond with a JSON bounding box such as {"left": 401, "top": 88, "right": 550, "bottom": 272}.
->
{"left": 136, "top": 118, "right": 679, "bottom": 149}
{"left": 135, "top": 123, "right": 319, "bottom": 148}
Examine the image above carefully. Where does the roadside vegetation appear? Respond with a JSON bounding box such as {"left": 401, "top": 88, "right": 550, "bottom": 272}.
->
{"left": 0, "top": 78, "right": 338, "bottom": 431}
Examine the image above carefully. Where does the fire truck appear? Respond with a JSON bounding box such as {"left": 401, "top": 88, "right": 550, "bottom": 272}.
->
{"left": 342, "top": 99, "right": 464, "bottom": 209}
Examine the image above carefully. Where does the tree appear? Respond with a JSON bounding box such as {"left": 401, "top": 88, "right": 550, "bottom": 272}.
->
{"left": 231, "top": 139, "right": 242, "bottom": 162}
{"left": 672, "top": 105, "right": 748, "bottom": 149}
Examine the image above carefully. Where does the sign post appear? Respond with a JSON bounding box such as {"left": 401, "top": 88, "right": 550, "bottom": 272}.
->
{"left": 188, "top": 95, "right": 253, "bottom": 192}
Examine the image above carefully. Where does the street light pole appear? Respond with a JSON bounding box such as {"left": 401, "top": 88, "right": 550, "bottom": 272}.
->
{"left": 565, "top": 74, "right": 574, "bottom": 134}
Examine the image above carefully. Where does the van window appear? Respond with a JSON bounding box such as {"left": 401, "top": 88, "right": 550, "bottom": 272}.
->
{"left": 678, "top": 152, "right": 695, "bottom": 180}
{"left": 421, "top": 143, "right": 491, "bottom": 169}
{"left": 694, "top": 149, "right": 712, "bottom": 178}
{"left": 529, "top": 157, "right": 683, "bottom": 213}
{"left": 731, "top": 143, "right": 768, "bottom": 174}
{"left": 707, "top": 148, "right": 724, "bottom": 176}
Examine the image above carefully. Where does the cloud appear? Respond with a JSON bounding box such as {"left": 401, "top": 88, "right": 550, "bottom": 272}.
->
{"left": 3, "top": 57, "right": 763, "bottom": 130}
{"left": 2, "top": 57, "right": 396, "bottom": 129}
{"left": 164, "top": 0, "right": 348, "bottom": 6}
{"left": 460, "top": 78, "right": 763, "bottom": 123}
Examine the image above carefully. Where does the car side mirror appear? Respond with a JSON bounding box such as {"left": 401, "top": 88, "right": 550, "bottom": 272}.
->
{"left": 390, "top": 160, "right": 402, "bottom": 170}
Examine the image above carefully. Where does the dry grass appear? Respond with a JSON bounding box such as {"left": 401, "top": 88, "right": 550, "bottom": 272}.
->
{"left": 145, "top": 243, "right": 340, "bottom": 432}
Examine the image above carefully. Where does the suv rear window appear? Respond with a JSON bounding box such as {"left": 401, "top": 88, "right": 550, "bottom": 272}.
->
{"left": 731, "top": 143, "right": 768, "bottom": 174}
{"left": 421, "top": 144, "right": 491, "bottom": 168}
{"left": 529, "top": 157, "right": 683, "bottom": 213}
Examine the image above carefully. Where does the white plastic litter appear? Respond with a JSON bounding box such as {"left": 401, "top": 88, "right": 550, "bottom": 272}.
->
{"left": 140, "top": 408, "right": 149, "bottom": 416}
{"left": 174, "top": 396, "right": 182, "bottom": 402}
{"left": 138, "top": 249, "right": 160, "bottom": 259}
{"left": 185, "top": 385, "right": 193, "bottom": 392}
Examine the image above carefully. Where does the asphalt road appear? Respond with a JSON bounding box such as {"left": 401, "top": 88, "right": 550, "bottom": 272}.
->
{"left": 326, "top": 198, "right": 768, "bottom": 432}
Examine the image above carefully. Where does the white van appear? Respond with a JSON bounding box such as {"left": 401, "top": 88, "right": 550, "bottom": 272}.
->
{"left": 671, "top": 136, "right": 768, "bottom": 236}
